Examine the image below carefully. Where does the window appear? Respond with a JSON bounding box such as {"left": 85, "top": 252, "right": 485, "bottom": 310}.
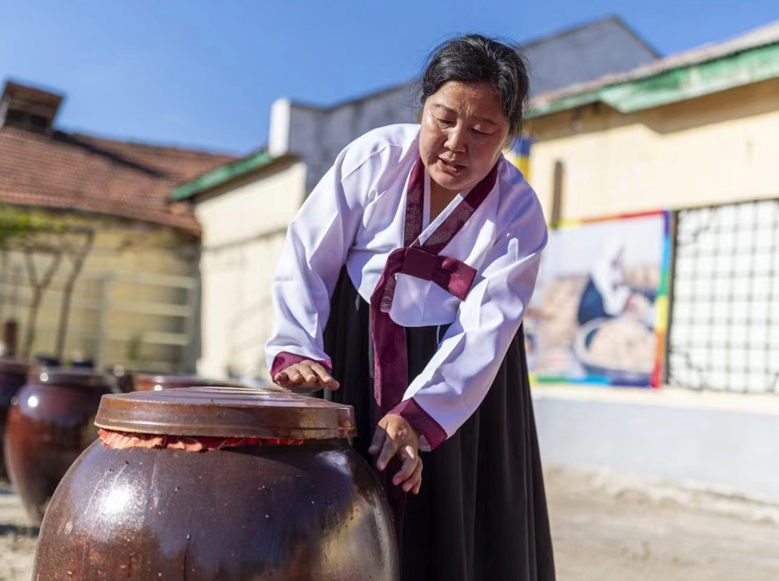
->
{"left": 550, "top": 160, "right": 565, "bottom": 228}
{"left": 668, "top": 200, "right": 779, "bottom": 393}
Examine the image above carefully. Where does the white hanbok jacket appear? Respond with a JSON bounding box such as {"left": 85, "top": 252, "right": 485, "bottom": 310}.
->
{"left": 266, "top": 124, "right": 547, "bottom": 449}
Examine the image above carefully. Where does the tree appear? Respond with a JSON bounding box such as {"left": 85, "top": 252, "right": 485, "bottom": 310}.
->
{"left": 54, "top": 229, "right": 95, "bottom": 361}
{"left": 0, "top": 209, "right": 95, "bottom": 361}
{"left": 20, "top": 242, "right": 62, "bottom": 359}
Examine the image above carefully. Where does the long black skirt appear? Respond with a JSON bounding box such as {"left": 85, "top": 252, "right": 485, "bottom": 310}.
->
{"left": 323, "top": 270, "right": 555, "bottom": 581}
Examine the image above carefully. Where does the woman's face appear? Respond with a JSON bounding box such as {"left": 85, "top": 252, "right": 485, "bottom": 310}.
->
{"left": 419, "top": 81, "right": 511, "bottom": 194}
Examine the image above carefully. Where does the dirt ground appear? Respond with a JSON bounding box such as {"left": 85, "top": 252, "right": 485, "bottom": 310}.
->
{"left": 545, "top": 468, "right": 779, "bottom": 581}
{"left": 0, "top": 485, "right": 37, "bottom": 581}
{"left": 2, "top": 469, "right": 779, "bottom": 581}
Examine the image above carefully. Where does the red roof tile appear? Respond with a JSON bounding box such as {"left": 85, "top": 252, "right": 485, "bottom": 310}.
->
{"left": 0, "top": 126, "right": 238, "bottom": 236}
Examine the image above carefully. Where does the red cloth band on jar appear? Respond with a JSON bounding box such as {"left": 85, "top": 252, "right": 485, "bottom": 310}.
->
{"left": 98, "top": 429, "right": 305, "bottom": 452}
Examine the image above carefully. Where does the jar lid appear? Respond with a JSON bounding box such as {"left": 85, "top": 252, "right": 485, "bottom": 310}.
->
{"left": 133, "top": 374, "right": 250, "bottom": 392}
{"left": 0, "top": 357, "right": 33, "bottom": 375}
{"left": 94, "top": 386, "right": 356, "bottom": 440}
{"left": 29, "top": 368, "right": 116, "bottom": 389}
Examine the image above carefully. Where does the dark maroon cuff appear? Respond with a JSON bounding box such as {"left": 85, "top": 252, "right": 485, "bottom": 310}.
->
{"left": 391, "top": 398, "right": 448, "bottom": 451}
{"left": 270, "top": 352, "right": 333, "bottom": 379}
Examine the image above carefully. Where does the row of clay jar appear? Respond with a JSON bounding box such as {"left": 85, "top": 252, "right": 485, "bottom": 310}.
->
{"left": 1, "top": 359, "right": 399, "bottom": 580}
{"left": 0, "top": 357, "right": 247, "bottom": 525}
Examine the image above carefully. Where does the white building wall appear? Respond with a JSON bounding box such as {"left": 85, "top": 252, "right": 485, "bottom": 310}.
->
{"left": 194, "top": 161, "right": 307, "bottom": 380}
{"left": 530, "top": 78, "right": 779, "bottom": 220}
{"left": 270, "top": 84, "right": 419, "bottom": 192}
{"left": 534, "top": 385, "right": 779, "bottom": 503}
{"left": 526, "top": 77, "right": 779, "bottom": 500}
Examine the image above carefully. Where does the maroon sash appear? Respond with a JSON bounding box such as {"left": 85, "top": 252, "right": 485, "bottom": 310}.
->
{"left": 370, "top": 158, "right": 498, "bottom": 414}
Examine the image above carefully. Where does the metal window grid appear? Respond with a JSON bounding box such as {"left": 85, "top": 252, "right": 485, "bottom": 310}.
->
{"left": 668, "top": 199, "right": 779, "bottom": 393}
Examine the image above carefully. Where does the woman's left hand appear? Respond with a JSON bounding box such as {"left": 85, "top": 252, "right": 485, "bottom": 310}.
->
{"left": 369, "top": 414, "right": 423, "bottom": 495}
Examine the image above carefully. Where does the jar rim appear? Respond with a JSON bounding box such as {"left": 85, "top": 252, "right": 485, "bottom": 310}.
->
{"left": 94, "top": 386, "right": 357, "bottom": 440}
{"left": 29, "top": 367, "right": 116, "bottom": 389}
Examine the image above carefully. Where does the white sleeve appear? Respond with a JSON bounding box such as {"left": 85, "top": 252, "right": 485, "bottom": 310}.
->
{"left": 393, "top": 192, "right": 547, "bottom": 450}
{"left": 265, "top": 147, "right": 372, "bottom": 375}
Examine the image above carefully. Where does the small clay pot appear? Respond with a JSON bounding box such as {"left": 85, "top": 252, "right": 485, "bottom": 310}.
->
{"left": 4, "top": 368, "right": 117, "bottom": 524}
{"left": 0, "top": 358, "right": 32, "bottom": 482}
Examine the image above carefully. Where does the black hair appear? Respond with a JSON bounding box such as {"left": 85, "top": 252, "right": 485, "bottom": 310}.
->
{"left": 421, "top": 34, "right": 530, "bottom": 141}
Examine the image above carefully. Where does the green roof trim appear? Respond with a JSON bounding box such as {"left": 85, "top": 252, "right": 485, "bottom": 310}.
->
{"left": 170, "top": 150, "right": 274, "bottom": 201}
{"left": 527, "top": 41, "right": 779, "bottom": 119}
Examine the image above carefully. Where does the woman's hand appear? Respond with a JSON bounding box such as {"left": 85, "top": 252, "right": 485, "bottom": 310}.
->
{"left": 274, "top": 360, "right": 340, "bottom": 391}
{"left": 369, "top": 414, "right": 423, "bottom": 495}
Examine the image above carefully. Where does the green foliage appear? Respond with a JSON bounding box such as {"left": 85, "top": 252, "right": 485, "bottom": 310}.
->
{"left": 0, "top": 208, "right": 67, "bottom": 248}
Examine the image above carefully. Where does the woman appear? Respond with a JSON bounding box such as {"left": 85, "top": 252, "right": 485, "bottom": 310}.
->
{"left": 266, "top": 35, "right": 555, "bottom": 581}
{"left": 577, "top": 236, "right": 652, "bottom": 327}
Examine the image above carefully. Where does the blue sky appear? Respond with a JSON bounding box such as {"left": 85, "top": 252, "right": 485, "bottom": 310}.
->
{"left": 1, "top": 0, "right": 777, "bottom": 154}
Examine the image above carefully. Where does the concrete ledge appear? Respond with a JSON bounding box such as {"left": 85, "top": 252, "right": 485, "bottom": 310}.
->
{"left": 532, "top": 384, "right": 779, "bottom": 503}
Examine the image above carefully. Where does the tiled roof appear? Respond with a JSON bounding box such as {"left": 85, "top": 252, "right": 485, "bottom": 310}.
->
{"left": 529, "top": 19, "right": 779, "bottom": 113}
{"left": 0, "top": 125, "right": 238, "bottom": 236}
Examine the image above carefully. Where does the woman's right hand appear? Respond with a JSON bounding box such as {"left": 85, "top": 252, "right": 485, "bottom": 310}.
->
{"left": 274, "top": 360, "right": 340, "bottom": 392}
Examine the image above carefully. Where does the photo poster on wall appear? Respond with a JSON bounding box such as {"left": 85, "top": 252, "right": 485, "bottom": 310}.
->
{"left": 525, "top": 211, "right": 671, "bottom": 388}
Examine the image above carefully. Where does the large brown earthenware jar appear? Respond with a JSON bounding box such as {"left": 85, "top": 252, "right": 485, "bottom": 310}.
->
{"left": 132, "top": 373, "right": 249, "bottom": 391}
{"left": 4, "top": 369, "right": 117, "bottom": 524}
{"left": 33, "top": 386, "right": 398, "bottom": 581}
{"left": 0, "top": 358, "right": 32, "bottom": 482}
